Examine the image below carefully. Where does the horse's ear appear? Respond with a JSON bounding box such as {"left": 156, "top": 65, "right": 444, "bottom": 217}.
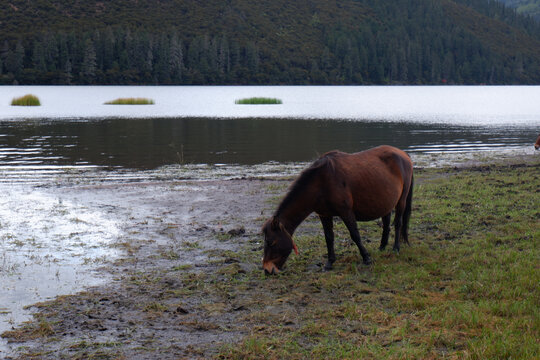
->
{"left": 271, "top": 216, "right": 280, "bottom": 231}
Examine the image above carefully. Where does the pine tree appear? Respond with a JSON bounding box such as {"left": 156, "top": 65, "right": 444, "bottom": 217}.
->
{"left": 169, "top": 31, "right": 184, "bottom": 83}
{"left": 143, "top": 36, "right": 154, "bottom": 76}
{"left": 102, "top": 27, "right": 115, "bottom": 71}
{"left": 44, "top": 33, "right": 58, "bottom": 72}
{"left": 32, "top": 40, "right": 47, "bottom": 72}
{"left": 62, "top": 59, "right": 73, "bottom": 85}
{"left": 121, "top": 29, "right": 133, "bottom": 70}
{"left": 81, "top": 38, "right": 97, "bottom": 83}
{"left": 57, "top": 34, "right": 69, "bottom": 74}
{"left": 155, "top": 33, "right": 171, "bottom": 83}
{"left": 442, "top": 52, "right": 455, "bottom": 83}
{"left": 218, "top": 35, "right": 230, "bottom": 75}
{"left": 245, "top": 42, "right": 259, "bottom": 74}
{"left": 5, "top": 40, "right": 25, "bottom": 77}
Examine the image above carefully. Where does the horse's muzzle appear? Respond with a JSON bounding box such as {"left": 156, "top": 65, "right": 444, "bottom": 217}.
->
{"left": 263, "top": 261, "right": 279, "bottom": 275}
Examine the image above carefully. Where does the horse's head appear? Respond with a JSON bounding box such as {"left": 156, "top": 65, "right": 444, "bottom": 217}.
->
{"left": 535, "top": 134, "right": 540, "bottom": 150}
{"left": 262, "top": 216, "right": 298, "bottom": 275}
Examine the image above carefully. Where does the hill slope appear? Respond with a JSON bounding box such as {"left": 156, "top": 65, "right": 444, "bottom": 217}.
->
{"left": 0, "top": 0, "right": 539, "bottom": 85}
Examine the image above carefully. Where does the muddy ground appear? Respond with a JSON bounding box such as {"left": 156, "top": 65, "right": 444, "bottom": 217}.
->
{"left": 1, "top": 176, "right": 292, "bottom": 359}
{"left": 1, "top": 151, "right": 538, "bottom": 359}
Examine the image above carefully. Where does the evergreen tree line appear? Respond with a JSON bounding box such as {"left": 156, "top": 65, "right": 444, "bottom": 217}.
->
{"left": 315, "top": 0, "right": 539, "bottom": 84}
{"left": 0, "top": 0, "right": 539, "bottom": 85}
{"left": 0, "top": 28, "right": 262, "bottom": 85}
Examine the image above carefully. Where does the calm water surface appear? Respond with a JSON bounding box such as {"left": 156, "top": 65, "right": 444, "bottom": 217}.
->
{"left": 0, "top": 117, "right": 536, "bottom": 171}
{"left": 2, "top": 85, "right": 540, "bottom": 124}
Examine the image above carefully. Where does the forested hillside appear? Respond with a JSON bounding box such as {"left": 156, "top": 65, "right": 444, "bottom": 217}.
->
{"left": 499, "top": 0, "right": 540, "bottom": 19}
{"left": 1, "top": 0, "right": 539, "bottom": 85}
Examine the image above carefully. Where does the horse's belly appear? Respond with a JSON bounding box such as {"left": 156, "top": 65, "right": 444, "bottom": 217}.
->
{"left": 351, "top": 188, "right": 400, "bottom": 220}
{"left": 354, "top": 213, "right": 380, "bottom": 222}
{"left": 353, "top": 204, "right": 393, "bottom": 221}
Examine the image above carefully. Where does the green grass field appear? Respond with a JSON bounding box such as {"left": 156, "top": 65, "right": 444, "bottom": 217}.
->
{"left": 209, "top": 164, "right": 539, "bottom": 359}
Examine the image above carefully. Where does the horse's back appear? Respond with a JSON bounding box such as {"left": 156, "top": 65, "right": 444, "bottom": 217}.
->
{"left": 319, "top": 146, "right": 412, "bottom": 220}
{"left": 336, "top": 145, "right": 412, "bottom": 181}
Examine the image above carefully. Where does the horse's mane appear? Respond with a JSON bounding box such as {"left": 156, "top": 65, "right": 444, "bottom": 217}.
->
{"left": 275, "top": 151, "right": 342, "bottom": 216}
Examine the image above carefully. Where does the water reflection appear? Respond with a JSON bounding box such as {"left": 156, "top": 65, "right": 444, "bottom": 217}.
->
{"left": 0, "top": 117, "right": 536, "bottom": 170}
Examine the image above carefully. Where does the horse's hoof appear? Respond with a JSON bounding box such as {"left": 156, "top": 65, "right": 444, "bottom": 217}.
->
{"left": 393, "top": 247, "right": 400, "bottom": 254}
{"left": 379, "top": 245, "right": 387, "bottom": 251}
{"left": 324, "top": 261, "right": 334, "bottom": 271}
{"left": 363, "top": 257, "right": 372, "bottom": 265}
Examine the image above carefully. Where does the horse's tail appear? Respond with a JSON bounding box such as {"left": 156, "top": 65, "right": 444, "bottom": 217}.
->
{"left": 401, "top": 174, "right": 413, "bottom": 245}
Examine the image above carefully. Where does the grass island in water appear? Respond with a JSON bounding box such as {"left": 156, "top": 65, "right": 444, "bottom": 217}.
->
{"left": 235, "top": 97, "right": 282, "bottom": 104}
{"left": 11, "top": 94, "right": 41, "bottom": 106}
{"left": 104, "top": 98, "right": 155, "bottom": 105}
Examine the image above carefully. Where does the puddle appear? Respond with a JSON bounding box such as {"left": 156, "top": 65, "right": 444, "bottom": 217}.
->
{"left": 0, "top": 185, "right": 122, "bottom": 353}
{"left": 0, "top": 175, "right": 224, "bottom": 355}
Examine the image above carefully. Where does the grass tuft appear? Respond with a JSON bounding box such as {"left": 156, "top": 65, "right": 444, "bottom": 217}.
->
{"left": 11, "top": 94, "right": 41, "bottom": 106}
{"left": 104, "top": 97, "right": 155, "bottom": 105}
{"left": 235, "top": 97, "right": 282, "bottom": 104}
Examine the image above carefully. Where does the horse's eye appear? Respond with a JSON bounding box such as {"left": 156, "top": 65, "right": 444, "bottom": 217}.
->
{"left": 265, "top": 237, "right": 277, "bottom": 247}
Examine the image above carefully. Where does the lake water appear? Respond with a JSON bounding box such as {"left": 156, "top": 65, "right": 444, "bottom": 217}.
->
{"left": 0, "top": 86, "right": 539, "bottom": 175}
{"left": 2, "top": 85, "right": 540, "bottom": 124}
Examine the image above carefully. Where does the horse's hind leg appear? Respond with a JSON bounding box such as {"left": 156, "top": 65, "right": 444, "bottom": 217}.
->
{"left": 401, "top": 217, "right": 410, "bottom": 246}
{"left": 379, "top": 213, "right": 391, "bottom": 251}
{"left": 393, "top": 209, "right": 404, "bottom": 253}
{"left": 320, "top": 215, "right": 336, "bottom": 270}
{"left": 401, "top": 177, "right": 413, "bottom": 246}
{"left": 341, "top": 214, "right": 372, "bottom": 265}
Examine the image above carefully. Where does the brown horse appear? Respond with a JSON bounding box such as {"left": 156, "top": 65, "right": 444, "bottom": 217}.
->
{"left": 535, "top": 134, "right": 540, "bottom": 150}
{"left": 262, "top": 145, "right": 414, "bottom": 275}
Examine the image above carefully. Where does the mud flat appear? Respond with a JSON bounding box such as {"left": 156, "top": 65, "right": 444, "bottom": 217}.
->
{"left": 1, "top": 152, "right": 539, "bottom": 359}
{"left": 0, "top": 175, "right": 281, "bottom": 358}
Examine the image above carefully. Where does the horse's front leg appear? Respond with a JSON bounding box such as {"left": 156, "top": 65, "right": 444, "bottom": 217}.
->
{"left": 341, "top": 213, "right": 372, "bottom": 265}
{"left": 319, "top": 215, "right": 336, "bottom": 270}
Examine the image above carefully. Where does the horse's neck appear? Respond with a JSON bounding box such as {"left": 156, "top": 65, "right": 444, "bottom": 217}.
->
{"left": 276, "top": 186, "right": 317, "bottom": 235}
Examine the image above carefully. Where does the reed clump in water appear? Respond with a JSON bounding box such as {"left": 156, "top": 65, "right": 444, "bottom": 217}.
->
{"left": 235, "top": 97, "right": 282, "bottom": 104}
{"left": 104, "top": 98, "right": 155, "bottom": 105}
{"left": 11, "top": 94, "right": 41, "bottom": 106}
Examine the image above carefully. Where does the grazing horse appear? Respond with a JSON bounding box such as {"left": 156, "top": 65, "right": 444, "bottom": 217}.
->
{"left": 535, "top": 134, "right": 540, "bottom": 150}
{"left": 262, "top": 145, "right": 414, "bottom": 275}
